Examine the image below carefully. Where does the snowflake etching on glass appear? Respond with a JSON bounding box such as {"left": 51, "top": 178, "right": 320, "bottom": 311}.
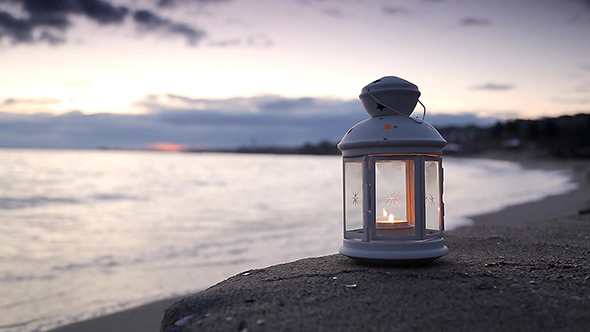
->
{"left": 426, "top": 193, "right": 436, "bottom": 205}
{"left": 351, "top": 191, "right": 360, "bottom": 205}
{"left": 386, "top": 191, "right": 401, "bottom": 206}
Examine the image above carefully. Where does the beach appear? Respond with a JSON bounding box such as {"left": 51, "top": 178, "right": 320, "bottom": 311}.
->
{"left": 46, "top": 153, "right": 590, "bottom": 332}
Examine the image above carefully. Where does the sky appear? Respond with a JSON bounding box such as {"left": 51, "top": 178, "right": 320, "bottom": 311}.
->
{"left": 0, "top": 0, "right": 589, "bottom": 149}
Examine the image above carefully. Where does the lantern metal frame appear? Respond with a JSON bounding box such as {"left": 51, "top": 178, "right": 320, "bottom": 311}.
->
{"left": 338, "top": 76, "right": 448, "bottom": 264}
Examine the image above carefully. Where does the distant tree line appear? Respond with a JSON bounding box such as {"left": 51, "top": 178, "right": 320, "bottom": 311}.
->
{"left": 438, "top": 113, "right": 590, "bottom": 158}
{"left": 195, "top": 113, "right": 590, "bottom": 158}
{"left": 234, "top": 140, "right": 340, "bottom": 155}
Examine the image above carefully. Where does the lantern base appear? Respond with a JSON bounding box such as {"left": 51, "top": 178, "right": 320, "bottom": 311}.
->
{"left": 339, "top": 237, "right": 448, "bottom": 265}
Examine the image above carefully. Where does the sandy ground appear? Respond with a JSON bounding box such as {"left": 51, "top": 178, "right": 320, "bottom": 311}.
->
{"left": 49, "top": 154, "right": 590, "bottom": 332}
{"left": 47, "top": 297, "right": 181, "bottom": 332}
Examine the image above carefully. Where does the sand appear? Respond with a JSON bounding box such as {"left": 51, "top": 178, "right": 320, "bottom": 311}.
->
{"left": 47, "top": 297, "right": 182, "bottom": 332}
{"left": 49, "top": 154, "right": 590, "bottom": 332}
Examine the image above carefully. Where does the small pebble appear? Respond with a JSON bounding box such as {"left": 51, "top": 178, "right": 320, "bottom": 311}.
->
{"left": 332, "top": 276, "right": 337, "bottom": 280}
{"left": 243, "top": 272, "right": 251, "bottom": 276}
{"left": 256, "top": 319, "right": 266, "bottom": 325}
{"left": 476, "top": 283, "right": 494, "bottom": 290}
{"left": 486, "top": 235, "right": 507, "bottom": 241}
{"left": 346, "top": 284, "right": 357, "bottom": 289}
{"left": 173, "top": 315, "right": 195, "bottom": 327}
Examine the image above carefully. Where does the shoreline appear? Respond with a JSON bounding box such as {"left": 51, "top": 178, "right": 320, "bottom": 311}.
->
{"left": 48, "top": 153, "right": 590, "bottom": 332}
{"left": 465, "top": 151, "right": 590, "bottom": 227}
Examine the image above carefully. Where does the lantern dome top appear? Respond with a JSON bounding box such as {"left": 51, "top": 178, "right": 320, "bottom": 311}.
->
{"left": 361, "top": 76, "right": 419, "bottom": 94}
{"left": 339, "top": 76, "right": 446, "bottom": 157}
{"left": 359, "top": 76, "right": 421, "bottom": 117}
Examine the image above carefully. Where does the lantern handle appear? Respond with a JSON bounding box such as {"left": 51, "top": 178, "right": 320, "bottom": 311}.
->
{"left": 366, "top": 91, "right": 426, "bottom": 124}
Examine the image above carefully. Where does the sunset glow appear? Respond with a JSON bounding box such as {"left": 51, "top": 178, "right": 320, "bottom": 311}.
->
{"left": 0, "top": 0, "right": 588, "bottom": 149}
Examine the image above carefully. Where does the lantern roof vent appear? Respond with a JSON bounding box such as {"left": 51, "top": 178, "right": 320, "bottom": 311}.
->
{"left": 359, "top": 76, "right": 421, "bottom": 117}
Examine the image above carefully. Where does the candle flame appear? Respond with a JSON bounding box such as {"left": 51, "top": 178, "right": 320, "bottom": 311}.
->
{"left": 378, "top": 209, "right": 407, "bottom": 224}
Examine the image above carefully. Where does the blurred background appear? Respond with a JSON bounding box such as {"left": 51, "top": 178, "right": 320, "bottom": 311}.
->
{"left": 0, "top": 0, "right": 589, "bottom": 151}
{"left": 0, "top": 0, "right": 588, "bottom": 331}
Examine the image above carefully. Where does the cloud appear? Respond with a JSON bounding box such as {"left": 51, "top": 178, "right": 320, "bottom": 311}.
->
{"left": 132, "top": 9, "right": 206, "bottom": 46}
{"left": 0, "top": 95, "right": 499, "bottom": 149}
{"left": 157, "top": 0, "right": 232, "bottom": 8}
{"left": 208, "top": 34, "right": 274, "bottom": 48}
{"left": 472, "top": 83, "right": 514, "bottom": 91}
{"left": 0, "top": 0, "right": 127, "bottom": 44}
{"left": 208, "top": 37, "right": 241, "bottom": 47}
{"left": 0, "top": 97, "right": 62, "bottom": 114}
{"left": 39, "top": 31, "right": 66, "bottom": 45}
{"left": 582, "top": 64, "right": 590, "bottom": 71}
{"left": 22, "top": 0, "right": 128, "bottom": 24}
{"left": 552, "top": 97, "right": 589, "bottom": 105}
{"left": 1, "top": 97, "right": 61, "bottom": 105}
{"left": 258, "top": 97, "right": 316, "bottom": 113}
{"left": 320, "top": 8, "right": 342, "bottom": 17}
{"left": 382, "top": 6, "right": 410, "bottom": 15}
{"left": 0, "top": 0, "right": 207, "bottom": 46}
{"left": 245, "top": 34, "right": 274, "bottom": 48}
{"left": 461, "top": 17, "right": 491, "bottom": 26}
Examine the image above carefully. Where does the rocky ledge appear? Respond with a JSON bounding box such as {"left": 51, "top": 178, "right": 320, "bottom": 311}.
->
{"left": 161, "top": 215, "right": 590, "bottom": 332}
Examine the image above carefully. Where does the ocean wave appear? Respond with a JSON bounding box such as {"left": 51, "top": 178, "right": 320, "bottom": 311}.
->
{"left": 0, "top": 196, "right": 79, "bottom": 209}
{"left": 90, "top": 193, "right": 146, "bottom": 201}
{"left": 0, "top": 273, "right": 57, "bottom": 283}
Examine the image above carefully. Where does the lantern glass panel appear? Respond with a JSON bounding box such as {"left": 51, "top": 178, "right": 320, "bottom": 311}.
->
{"left": 375, "top": 160, "right": 415, "bottom": 237}
{"left": 344, "top": 161, "right": 363, "bottom": 233}
{"left": 425, "top": 160, "right": 441, "bottom": 233}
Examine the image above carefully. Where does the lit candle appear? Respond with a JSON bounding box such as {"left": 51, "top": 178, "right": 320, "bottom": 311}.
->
{"left": 377, "top": 208, "right": 409, "bottom": 229}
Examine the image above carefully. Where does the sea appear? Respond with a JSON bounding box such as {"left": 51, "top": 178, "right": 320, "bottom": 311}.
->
{"left": 0, "top": 149, "right": 578, "bottom": 332}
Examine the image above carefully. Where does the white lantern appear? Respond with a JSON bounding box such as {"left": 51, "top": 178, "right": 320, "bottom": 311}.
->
{"left": 338, "top": 76, "right": 448, "bottom": 264}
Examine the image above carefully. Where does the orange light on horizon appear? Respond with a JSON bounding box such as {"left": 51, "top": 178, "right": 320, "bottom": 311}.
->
{"left": 145, "top": 142, "right": 188, "bottom": 152}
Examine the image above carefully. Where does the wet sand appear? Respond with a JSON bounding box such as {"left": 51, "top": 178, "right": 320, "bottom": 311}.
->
{"left": 50, "top": 154, "right": 590, "bottom": 332}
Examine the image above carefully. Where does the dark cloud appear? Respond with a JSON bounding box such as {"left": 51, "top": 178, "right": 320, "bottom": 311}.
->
{"left": 472, "top": 83, "right": 514, "bottom": 91}
{"left": 0, "top": 0, "right": 207, "bottom": 46}
{"left": 0, "top": 0, "right": 127, "bottom": 44}
{"left": 0, "top": 95, "right": 499, "bottom": 149}
{"left": 22, "top": 0, "right": 128, "bottom": 24}
{"left": 39, "top": 31, "right": 66, "bottom": 45}
{"left": 132, "top": 9, "right": 206, "bottom": 46}
{"left": 461, "top": 17, "right": 491, "bottom": 26}
{"left": 382, "top": 6, "right": 410, "bottom": 15}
